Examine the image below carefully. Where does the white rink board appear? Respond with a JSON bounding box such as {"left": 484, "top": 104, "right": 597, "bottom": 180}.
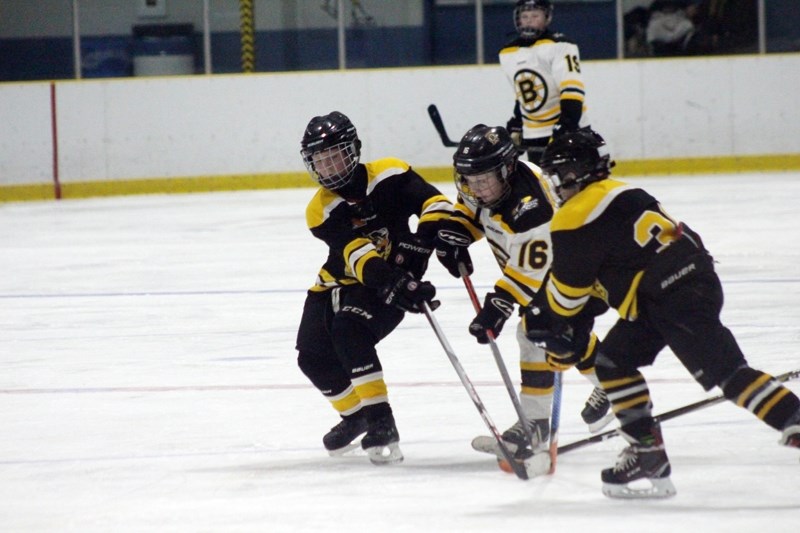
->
{"left": 2, "top": 54, "right": 800, "bottom": 186}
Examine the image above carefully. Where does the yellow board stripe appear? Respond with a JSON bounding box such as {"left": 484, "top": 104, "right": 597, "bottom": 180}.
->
{"left": 4, "top": 154, "right": 800, "bottom": 203}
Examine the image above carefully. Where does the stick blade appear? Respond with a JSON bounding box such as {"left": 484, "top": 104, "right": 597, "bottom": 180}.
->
{"left": 426, "top": 103, "right": 459, "bottom": 147}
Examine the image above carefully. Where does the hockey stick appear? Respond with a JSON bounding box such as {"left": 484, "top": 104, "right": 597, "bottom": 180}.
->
{"left": 420, "top": 301, "right": 529, "bottom": 480}
{"left": 459, "top": 266, "right": 539, "bottom": 453}
{"left": 557, "top": 367, "right": 800, "bottom": 455}
{"left": 427, "top": 104, "right": 459, "bottom": 147}
{"left": 548, "top": 370, "right": 563, "bottom": 474}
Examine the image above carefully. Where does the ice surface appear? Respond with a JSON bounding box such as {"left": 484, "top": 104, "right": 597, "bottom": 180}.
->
{"left": 1, "top": 173, "right": 799, "bottom": 531}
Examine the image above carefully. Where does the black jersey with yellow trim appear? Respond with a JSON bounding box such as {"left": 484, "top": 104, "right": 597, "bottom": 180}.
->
{"left": 305, "top": 157, "right": 452, "bottom": 292}
{"left": 546, "top": 178, "right": 681, "bottom": 321}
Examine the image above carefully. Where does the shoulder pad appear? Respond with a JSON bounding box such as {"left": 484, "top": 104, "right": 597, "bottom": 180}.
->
{"left": 551, "top": 179, "right": 631, "bottom": 232}
{"left": 305, "top": 187, "right": 344, "bottom": 229}
{"left": 365, "top": 157, "right": 410, "bottom": 175}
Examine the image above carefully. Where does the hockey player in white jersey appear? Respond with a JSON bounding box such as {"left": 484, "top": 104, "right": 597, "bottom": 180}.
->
{"left": 433, "top": 124, "right": 610, "bottom": 466}
{"left": 500, "top": 0, "right": 589, "bottom": 164}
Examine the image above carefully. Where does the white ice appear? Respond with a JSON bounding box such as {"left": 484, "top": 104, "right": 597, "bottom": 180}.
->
{"left": 1, "top": 173, "right": 799, "bottom": 532}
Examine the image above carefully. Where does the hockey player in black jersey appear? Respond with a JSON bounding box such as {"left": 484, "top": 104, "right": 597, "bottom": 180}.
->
{"left": 500, "top": 0, "right": 589, "bottom": 164}
{"left": 295, "top": 111, "right": 452, "bottom": 465}
{"left": 433, "top": 124, "right": 610, "bottom": 468}
{"left": 529, "top": 127, "right": 800, "bottom": 498}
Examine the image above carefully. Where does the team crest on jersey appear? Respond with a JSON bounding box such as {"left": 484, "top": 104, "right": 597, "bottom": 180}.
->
{"left": 512, "top": 196, "right": 539, "bottom": 220}
{"left": 514, "top": 69, "right": 548, "bottom": 113}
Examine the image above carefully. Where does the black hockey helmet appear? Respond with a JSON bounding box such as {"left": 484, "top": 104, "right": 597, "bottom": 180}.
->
{"left": 539, "top": 127, "right": 614, "bottom": 203}
{"left": 453, "top": 124, "right": 518, "bottom": 209}
{"left": 514, "top": 0, "right": 553, "bottom": 40}
{"left": 300, "top": 111, "right": 362, "bottom": 191}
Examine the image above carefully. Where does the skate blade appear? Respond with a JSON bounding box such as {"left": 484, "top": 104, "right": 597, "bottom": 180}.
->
{"left": 365, "top": 442, "right": 404, "bottom": 465}
{"left": 587, "top": 413, "right": 616, "bottom": 434}
{"left": 602, "top": 477, "right": 677, "bottom": 499}
{"left": 327, "top": 442, "right": 362, "bottom": 457}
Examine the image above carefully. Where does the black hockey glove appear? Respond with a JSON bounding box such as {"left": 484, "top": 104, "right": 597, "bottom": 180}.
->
{"left": 392, "top": 236, "right": 434, "bottom": 280}
{"left": 468, "top": 292, "right": 515, "bottom": 344}
{"left": 524, "top": 305, "right": 590, "bottom": 367}
{"left": 379, "top": 269, "right": 439, "bottom": 314}
{"left": 506, "top": 116, "right": 523, "bottom": 148}
{"left": 434, "top": 227, "right": 474, "bottom": 278}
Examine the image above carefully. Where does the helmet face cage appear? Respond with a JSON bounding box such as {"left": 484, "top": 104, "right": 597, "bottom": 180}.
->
{"left": 454, "top": 161, "right": 515, "bottom": 209}
{"left": 302, "top": 140, "right": 360, "bottom": 191}
{"left": 514, "top": 0, "right": 553, "bottom": 40}
{"left": 300, "top": 111, "right": 361, "bottom": 191}
{"left": 453, "top": 125, "right": 518, "bottom": 209}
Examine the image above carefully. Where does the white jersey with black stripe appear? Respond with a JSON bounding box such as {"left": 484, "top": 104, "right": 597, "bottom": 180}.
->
{"left": 499, "top": 33, "right": 589, "bottom": 141}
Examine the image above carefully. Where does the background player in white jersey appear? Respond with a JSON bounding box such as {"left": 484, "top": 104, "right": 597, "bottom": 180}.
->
{"left": 296, "top": 111, "right": 451, "bottom": 465}
{"left": 500, "top": 0, "right": 589, "bottom": 164}
{"left": 433, "top": 124, "right": 610, "bottom": 461}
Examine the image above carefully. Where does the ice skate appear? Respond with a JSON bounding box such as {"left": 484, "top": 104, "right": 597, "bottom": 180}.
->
{"left": 581, "top": 387, "right": 613, "bottom": 433}
{"left": 601, "top": 424, "right": 676, "bottom": 499}
{"left": 472, "top": 418, "right": 549, "bottom": 457}
{"left": 361, "top": 413, "right": 403, "bottom": 465}
{"left": 501, "top": 418, "right": 549, "bottom": 456}
{"left": 323, "top": 413, "right": 368, "bottom": 456}
{"left": 472, "top": 419, "right": 551, "bottom": 476}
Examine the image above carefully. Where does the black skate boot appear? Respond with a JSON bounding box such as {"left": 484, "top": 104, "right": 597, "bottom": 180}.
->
{"left": 581, "top": 387, "right": 613, "bottom": 433}
{"left": 361, "top": 412, "right": 403, "bottom": 465}
{"left": 323, "top": 412, "right": 367, "bottom": 456}
{"left": 501, "top": 418, "right": 550, "bottom": 457}
{"left": 502, "top": 418, "right": 552, "bottom": 476}
{"left": 601, "top": 423, "right": 676, "bottom": 499}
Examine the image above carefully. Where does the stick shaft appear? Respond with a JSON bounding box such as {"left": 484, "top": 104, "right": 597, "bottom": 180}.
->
{"left": 421, "top": 302, "right": 529, "bottom": 480}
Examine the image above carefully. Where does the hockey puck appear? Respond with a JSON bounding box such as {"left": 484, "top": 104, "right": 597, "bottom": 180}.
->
{"left": 497, "top": 458, "right": 514, "bottom": 474}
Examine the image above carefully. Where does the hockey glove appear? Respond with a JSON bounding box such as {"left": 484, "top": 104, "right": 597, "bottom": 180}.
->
{"left": 379, "top": 269, "right": 439, "bottom": 314}
{"left": 434, "top": 227, "right": 474, "bottom": 278}
{"left": 524, "top": 306, "right": 591, "bottom": 367}
{"left": 468, "top": 292, "right": 515, "bottom": 344}
{"left": 392, "top": 236, "right": 434, "bottom": 280}
{"left": 506, "top": 116, "right": 523, "bottom": 148}
{"left": 550, "top": 122, "right": 577, "bottom": 141}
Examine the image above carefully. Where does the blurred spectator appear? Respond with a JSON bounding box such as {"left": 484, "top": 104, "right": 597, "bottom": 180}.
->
{"left": 646, "top": 0, "right": 696, "bottom": 56}
{"left": 703, "top": 0, "right": 758, "bottom": 54}
{"left": 624, "top": 6, "right": 651, "bottom": 57}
